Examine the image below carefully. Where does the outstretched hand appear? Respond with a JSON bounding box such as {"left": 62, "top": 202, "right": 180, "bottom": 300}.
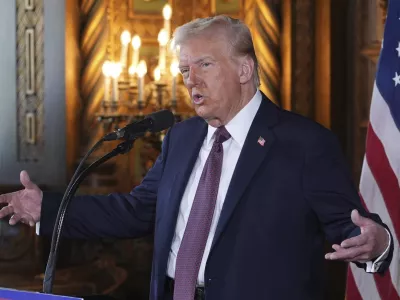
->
{"left": 0, "top": 170, "right": 43, "bottom": 226}
{"left": 325, "top": 209, "right": 389, "bottom": 263}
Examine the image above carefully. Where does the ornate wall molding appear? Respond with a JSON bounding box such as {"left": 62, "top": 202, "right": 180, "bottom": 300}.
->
{"left": 127, "top": 0, "right": 172, "bottom": 20}
{"left": 16, "top": 0, "right": 44, "bottom": 161}
{"left": 379, "top": 0, "right": 388, "bottom": 23}
{"left": 360, "top": 0, "right": 387, "bottom": 64}
{"left": 80, "top": 0, "right": 108, "bottom": 146}
{"left": 291, "top": 0, "right": 315, "bottom": 118}
{"left": 349, "top": 0, "right": 387, "bottom": 183}
{"left": 192, "top": 0, "right": 212, "bottom": 18}
{"left": 256, "top": 0, "right": 280, "bottom": 104}
{"left": 173, "top": 0, "right": 195, "bottom": 25}
{"left": 244, "top": 0, "right": 281, "bottom": 105}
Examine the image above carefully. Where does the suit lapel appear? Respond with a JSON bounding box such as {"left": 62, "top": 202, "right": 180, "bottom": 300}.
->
{"left": 211, "top": 96, "right": 279, "bottom": 250}
{"left": 161, "top": 117, "right": 208, "bottom": 247}
{"left": 170, "top": 118, "right": 208, "bottom": 205}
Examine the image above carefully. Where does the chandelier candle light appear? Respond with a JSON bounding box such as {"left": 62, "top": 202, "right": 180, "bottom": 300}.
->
{"left": 120, "top": 30, "right": 131, "bottom": 68}
{"left": 101, "top": 3, "right": 180, "bottom": 112}
{"left": 98, "top": 2, "right": 189, "bottom": 137}
{"left": 136, "top": 60, "right": 147, "bottom": 109}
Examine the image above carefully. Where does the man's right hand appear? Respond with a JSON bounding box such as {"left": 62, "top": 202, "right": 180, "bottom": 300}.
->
{"left": 0, "top": 170, "right": 43, "bottom": 227}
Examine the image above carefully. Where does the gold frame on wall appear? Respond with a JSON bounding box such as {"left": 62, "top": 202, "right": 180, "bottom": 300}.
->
{"left": 360, "top": 0, "right": 388, "bottom": 64}
{"left": 210, "top": 0, "right": 241, "bottom": 17}
{"left": 127, "top": 0, "right": 173, "bottom": 19}
{"left": 379, "top": 0, "right": 388, "bottom": 23}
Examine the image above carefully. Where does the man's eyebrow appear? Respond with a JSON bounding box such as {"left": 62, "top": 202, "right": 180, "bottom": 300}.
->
{"left": 192, "top": 56, "right": 214, "bottom": 64}
{"left": 179, "top": 56, "right": 215, "bottom": 68}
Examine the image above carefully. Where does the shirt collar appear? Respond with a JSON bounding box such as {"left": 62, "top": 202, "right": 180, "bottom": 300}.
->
{"left": 206, "top": 89, "right": 262, "bottom": 147}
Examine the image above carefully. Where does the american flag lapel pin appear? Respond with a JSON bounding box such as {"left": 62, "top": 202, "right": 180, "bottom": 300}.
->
{"left": 257, "top": 136, "right": 265, "bottom": 146}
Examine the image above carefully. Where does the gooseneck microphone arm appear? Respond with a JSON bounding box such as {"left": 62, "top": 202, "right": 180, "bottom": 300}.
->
{"left": 42, "top": 109, "right": 175, "bottom": 294}
{"left": 42, "top": 139, "right": 136, "bottom": 293}
{"left": 42, "top": 137, "right": 106, "bottom": 293}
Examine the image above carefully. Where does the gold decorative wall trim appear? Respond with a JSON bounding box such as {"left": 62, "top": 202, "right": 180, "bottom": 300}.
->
{"left": 361, "top": 0, "right": 388, "bottom": 64}
{"left": 245, "top": 0, "right": 281, "bottom": 105}
{"left": 80, "top": 0, "right": 108, "bottom": 146}
{"left": 193, "top": 0, "right": 212, "bottom": 18}
{"left": 314, "top": 0, "right": 331, "bottom": 129}
{"left": 16, "top": 0, "right": 44, "bottom": 161}
{"left": 128, "top": 0, "right": 172, "bottom": 20}
{"left": 280, "top": 0, "right": 292, "bottom": 111}
{"left": 292, "top": 0, "right": 315, "bottom": 118}
{"left": 379, "top": 0, "right": 388, "bottom": 23}
{"left": 211, "top": 0, "right": 241, "bottom": 16}
{"left": 173, "top": 0, "right": 194, "bottom": 26}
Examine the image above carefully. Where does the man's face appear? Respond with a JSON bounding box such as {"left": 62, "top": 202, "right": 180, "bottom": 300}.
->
{"left": 178, "top": 32, "right": 242, "bottom": 127}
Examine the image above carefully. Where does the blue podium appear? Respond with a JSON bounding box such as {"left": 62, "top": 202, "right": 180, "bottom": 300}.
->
{"left": 0, "top": 288, "right": 82, "bottom": 300}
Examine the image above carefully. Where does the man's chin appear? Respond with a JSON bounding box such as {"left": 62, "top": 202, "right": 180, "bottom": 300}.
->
{"left": 194, "top": 106, "right": 209, "bottom": 118}
{"left": 195, "top": 110, "right": 213, "bottom": 120}
{"left": 206, "top": 119, "right": 222, "bottom": 127}
{"left": 195, "top": 111, "right": 221, "bottom": 127}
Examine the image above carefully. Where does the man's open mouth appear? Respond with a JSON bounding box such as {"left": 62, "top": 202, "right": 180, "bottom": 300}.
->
{"left": 192, "top": 93, "right": 204, "bottom": 104}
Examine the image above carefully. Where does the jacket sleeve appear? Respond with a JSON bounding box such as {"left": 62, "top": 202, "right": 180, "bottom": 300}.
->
{"left": 39, "top": 128, "right": 172, "bottom": 239}
{"left": 303, "top": 129, "right": 393, "bottom": 273}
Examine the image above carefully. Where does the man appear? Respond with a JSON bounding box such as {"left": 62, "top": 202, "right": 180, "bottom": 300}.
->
{"left": 0, "top": 16, "right": 393, "bottom": 300}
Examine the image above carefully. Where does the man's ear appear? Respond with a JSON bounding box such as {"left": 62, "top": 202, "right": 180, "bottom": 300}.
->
{"left": 239, "top": 55, "right": 255, "bottom": 84}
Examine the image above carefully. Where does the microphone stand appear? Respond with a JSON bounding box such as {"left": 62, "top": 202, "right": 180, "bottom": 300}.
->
{"left": 42, "top": 139, "right": 136, "bottom": 294}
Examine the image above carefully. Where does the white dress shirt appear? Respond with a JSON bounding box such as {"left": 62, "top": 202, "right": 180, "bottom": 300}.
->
{"left": 166, "top": 90, "right": 263, "bottom": 285}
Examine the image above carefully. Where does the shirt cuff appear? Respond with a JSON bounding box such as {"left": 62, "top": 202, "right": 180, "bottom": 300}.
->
{"left": 36, "top": 222, "right": 40, "bottom": 235}
{"left": 365, "top": 229, "right": 391, "bottom": 273}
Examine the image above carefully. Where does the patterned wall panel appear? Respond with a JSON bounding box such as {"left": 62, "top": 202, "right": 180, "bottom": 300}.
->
{"left": 192, "top": 0, "right": 212, "bottom": 19}
{"left": 292, "top": 0, "right": 315, "bottom": 118}
{"left": 16, "top": 0, "right": 44, "bottom": 161}
{"left": 244, "top": 0, "right": 281, "bottom": 105}
{"left": 349, "top": 0, "right": 387, "bottom": 183}
{"left": 80, "top": 0, "right": 108, "bottom": 147}
{"left": 172, "top": 0, "right": 194, "bottom": 26}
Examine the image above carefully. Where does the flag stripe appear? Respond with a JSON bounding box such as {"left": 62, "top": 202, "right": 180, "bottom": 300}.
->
{"left": 360, "top": 163, "right": 400, "bottom": 293}
{"left": 350, "top": 263, "right": 381, "bottom": 300}
{"left": 350, "top": 253, "right": 399, "bottom": 300}
{"left": 346, "top": 268, "right": 364, "bottom": 300}
{"left": 366, "top": 123, "right": 400, "bottom": 240}
{"left": 374, "top": 273, "right": 400, "bottom": 300}
{"left": 346, "top": 269, "right": 363, "bottom": 300}
{"left": 369, "top": 84, "right": 400, "bottom": 180}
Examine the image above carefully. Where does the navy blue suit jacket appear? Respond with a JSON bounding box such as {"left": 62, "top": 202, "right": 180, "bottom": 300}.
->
{"left": 41, "top": 94, "right": 392, "bottom": 299}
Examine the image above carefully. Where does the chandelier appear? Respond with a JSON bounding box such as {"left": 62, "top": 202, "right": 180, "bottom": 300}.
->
{"left": 97, "top": 4, "right": 192, "bottom": 133}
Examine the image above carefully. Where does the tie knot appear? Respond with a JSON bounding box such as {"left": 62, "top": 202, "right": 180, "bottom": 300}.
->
{"left": 214, "top": 126, "right": 231, "bottom": 144}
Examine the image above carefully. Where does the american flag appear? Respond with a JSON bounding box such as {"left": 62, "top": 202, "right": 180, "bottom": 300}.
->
{"left": 257, "top": 136, "right": 265, "bottom": 146}
{"left": 345, "top": 0, "right": 400, "bottom": 299}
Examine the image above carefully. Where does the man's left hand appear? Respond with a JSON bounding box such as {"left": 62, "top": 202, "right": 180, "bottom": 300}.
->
{"left": 325, "top": 209, "right": 389, "bottom": 263}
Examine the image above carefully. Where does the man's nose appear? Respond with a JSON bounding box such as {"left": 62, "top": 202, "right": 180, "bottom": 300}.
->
{"left": 186, "top": 68, "right": 199, "bottom": 87}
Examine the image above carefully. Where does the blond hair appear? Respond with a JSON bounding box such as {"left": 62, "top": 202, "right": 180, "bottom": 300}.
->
{"left": 172, "top": 15, "right": 260, "bottom": 87}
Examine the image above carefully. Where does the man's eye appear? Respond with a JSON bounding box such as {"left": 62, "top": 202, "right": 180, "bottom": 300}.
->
{"left": 180, "top": 69, "right": 189, "bottom": 75}
{"left": 201, "top": 62, "right": 211, "bottom": 68}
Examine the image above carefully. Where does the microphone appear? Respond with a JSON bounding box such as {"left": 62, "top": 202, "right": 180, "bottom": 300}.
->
{"left": 103, "top": 109, "right": 175, "bottom": 141}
